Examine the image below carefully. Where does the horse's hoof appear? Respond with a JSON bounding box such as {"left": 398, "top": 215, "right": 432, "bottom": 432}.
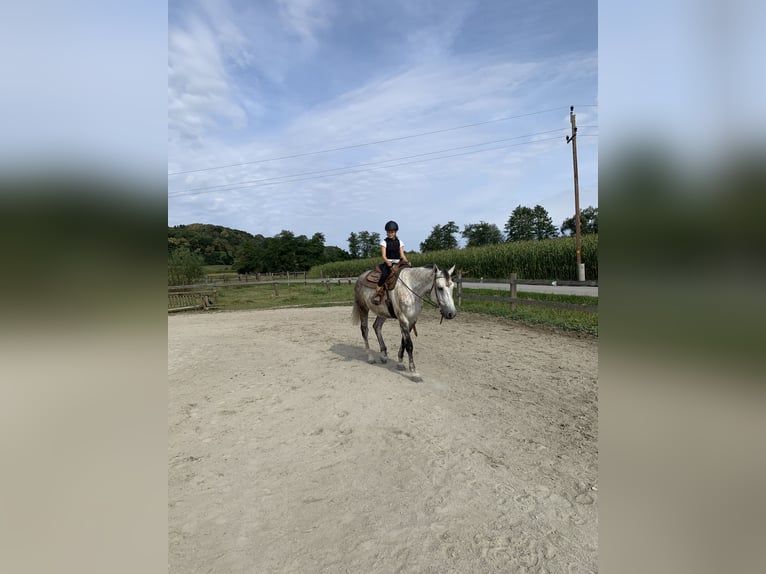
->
{"left": 380, "top": 356, "right": 388, "bottom": 364}
{"left": 396, "top": 363, "right": 406, "bottom": 371}
{"left": 410, "top": 373, "right": 423, "bottom": 382}
{"left": 367, "top": 357, "right": 376, "bottom": 365}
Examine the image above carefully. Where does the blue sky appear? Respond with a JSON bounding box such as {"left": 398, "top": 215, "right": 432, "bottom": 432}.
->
{"left": 168, "top": 0, "right": 598, "bottom": 250}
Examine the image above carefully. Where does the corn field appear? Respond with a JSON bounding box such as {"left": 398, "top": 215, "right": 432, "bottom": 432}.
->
{"left": 310, "top": 235, "right": 598, "bottom": 281}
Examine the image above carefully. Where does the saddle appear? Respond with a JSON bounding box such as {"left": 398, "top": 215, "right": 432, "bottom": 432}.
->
{"left": 361, "top": 260, "right": 411, "bottom": 292}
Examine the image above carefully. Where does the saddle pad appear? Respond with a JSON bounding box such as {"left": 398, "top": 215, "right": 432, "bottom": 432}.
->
{"left": 361, "top": 263, "right": 407, "bottom": 290}
{"left": 360, "top": 269, "right": 380, "bottom": 289}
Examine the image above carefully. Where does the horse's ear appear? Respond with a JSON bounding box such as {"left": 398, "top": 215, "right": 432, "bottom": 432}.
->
{"left": 448, "top": 265, "right": 455, "bottom": 276}
{"left": 434, "top": 264, "right": 440, "bottom": 275}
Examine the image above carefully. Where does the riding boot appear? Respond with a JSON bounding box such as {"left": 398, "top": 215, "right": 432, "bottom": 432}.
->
{"left": 372, "top": 285, "right": 385, "bottom": 304}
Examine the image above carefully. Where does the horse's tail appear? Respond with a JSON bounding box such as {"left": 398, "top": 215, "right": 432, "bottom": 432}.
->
{"left": 351, "top": 280, "right": 365, "bottom": 325}
{"left": 351, "top": 300, "right": 361, "bottom": 325}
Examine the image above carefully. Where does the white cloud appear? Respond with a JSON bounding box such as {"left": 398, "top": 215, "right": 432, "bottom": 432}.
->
{"left": 168, "top": 1, "right": 597, "bottom": 248}
{"left": 168, "top": 13, "right": 246, "bottom": 146}
{"left": 277, "top": 0, "right": 334, "bottom": 48}
{"left": 401, "top": 0, "right": 477, "bottom": 61}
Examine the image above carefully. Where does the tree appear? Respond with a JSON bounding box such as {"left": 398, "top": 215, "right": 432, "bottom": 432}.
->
{"left": 233, "top": 240, "right": 260, "bottom": 274}
{"left": 353, "top": 231, "right": 381, "bottom": 258}
{"left": 532, "top": 205, "right": 558, "bottom": 240}
{"left": 323, "top": 245, "right": 352, "bottom": 262}
{"left": 420, "top": 221, "right": 459, "bottom": 252}
{"left": 462, "top": 221, "right": 503, "bottom": 248}
{"left": 307, "top": 232, "right": 326, "bottom": 266}
{"left": 561, "top": 206, "right": 598, "bottom": 236}
{"left": 234, "top": 234, "right": 268, "bottom": 274}
{"left": 504, "top": 205, "right": 558, "bottom": 241}
{"left": 504, "top": 206, "right": 535, "bottom": 241}
{"left": 168, "top": 247, "right": 205, "bottom": 285}
{"left": 347, "top": 232, "right": 360, "bottom": 258}
{"left": 263, "top": 230, "right": 297, "bottom": 271}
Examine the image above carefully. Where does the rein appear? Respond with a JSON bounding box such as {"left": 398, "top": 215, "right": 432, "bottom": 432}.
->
{"left": 396, "top": 273, "right": 447, "bottom": 324}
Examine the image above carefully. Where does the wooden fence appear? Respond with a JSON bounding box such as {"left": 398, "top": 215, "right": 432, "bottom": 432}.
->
{"left": 200, "top": 271, "right": 355, "bottom": 289}
{"left": 455, "top": 271, "right": 598, "bottom": 313}
{"left": 169, "top": 271, "right": 596, "bottom": 314}
{"left": 168, "top": 287, "right": 218, "bottom": 313}
{"left": 205, "top": 271, "right": 310, "bottom": 284}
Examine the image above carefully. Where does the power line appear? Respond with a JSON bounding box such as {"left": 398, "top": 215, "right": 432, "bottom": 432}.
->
{"left": 167, "top": 105, "right": 582, "bottom": 176}
{"left": 168, "top": 127, "right": 569, "bottom": 197}
{"left": 169, "top": 135, "right": 566, "bottom": 199}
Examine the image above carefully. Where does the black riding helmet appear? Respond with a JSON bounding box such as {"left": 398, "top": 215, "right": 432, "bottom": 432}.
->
{"left": 384, "top": 220, "right": 399, "bottom": 232}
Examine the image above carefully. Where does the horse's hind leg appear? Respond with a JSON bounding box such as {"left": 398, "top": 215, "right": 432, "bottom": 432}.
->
{"left": 359, "top": 311, "right": 375, "bottom": 364}
{"left": 372, "top": 317, "right": 388, "bottom": 363}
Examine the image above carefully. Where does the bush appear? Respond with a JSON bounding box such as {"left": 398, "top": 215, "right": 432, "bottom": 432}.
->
{"left": 168, "top": 248, "right": 205, "bottom": 285}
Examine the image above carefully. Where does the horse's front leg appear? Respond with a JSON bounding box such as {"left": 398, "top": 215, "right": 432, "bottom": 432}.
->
{"left": 372, "top": 316, "right": 388, "bottom": 363}
{"left": 397, "top": 322, "right": 417, "bottom": 377}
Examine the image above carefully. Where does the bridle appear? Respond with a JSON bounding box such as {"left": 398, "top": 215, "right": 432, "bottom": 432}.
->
{"left": 396, "top": 271, "right": 451, "bottom": 323}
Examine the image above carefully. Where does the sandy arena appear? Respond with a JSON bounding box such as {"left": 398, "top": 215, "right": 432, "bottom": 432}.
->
{"left": 168, "top": 306, "right": 598, "bottom": 573}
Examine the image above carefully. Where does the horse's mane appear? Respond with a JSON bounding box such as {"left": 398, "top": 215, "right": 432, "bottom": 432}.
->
{"left": 420, "top": 263, "right": 451, "bottom": 278}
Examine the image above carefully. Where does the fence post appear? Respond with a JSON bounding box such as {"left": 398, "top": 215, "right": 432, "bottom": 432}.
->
{"left": 457, "top": 269, "right": 463, "bottom": 306}
{"left": 325, "top": 281, "right": 331, "bottom": 295}
{"left": 273, "top": 282, "right": 279, "bottom": 297}
{"left": 510, "top": 272, "right": 517, "bottom": 312}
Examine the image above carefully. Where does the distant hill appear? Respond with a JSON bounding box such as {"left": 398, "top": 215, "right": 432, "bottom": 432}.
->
{"left": 168, "top": 223, "right": 257, "bottom": 265}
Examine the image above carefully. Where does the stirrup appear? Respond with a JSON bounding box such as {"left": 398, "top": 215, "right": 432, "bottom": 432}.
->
{"left": 372, "top": 287, "right": 384, "bottom": 304}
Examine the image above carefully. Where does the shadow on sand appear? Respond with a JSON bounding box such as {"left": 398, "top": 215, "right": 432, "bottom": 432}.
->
{"left": 329, "top": 343, "right": 369, "bottom": 363}
{"left": 329, "top": 343, "right": 422, "bottom": 382}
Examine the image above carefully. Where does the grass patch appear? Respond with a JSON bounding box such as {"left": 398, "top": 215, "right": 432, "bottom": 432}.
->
{"left": 202, "top": 265, "right": 233, "bottom": 274}
{"left": 205, "top": 282, "right": 598, "bottom": 337}
{"left": 459, "top": 288, "right": 598, "bottom": 336}
{"left": 214, "top": 282, "right": 356, "bottom": 311}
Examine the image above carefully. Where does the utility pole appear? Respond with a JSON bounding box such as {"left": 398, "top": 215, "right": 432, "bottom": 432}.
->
{"left": 566, "top": 105, "right": 585, "bottom": 281}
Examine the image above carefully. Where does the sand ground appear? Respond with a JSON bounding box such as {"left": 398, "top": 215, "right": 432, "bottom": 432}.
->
{"left": 168, "top": 306, "right": 598, "bottom": 573}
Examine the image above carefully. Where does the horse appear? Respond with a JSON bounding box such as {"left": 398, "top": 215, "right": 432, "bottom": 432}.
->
{"left": 351, "top": 264, "right": 457, "bottom": 380}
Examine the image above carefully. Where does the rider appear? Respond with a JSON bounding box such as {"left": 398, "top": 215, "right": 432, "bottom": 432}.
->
{"left": 373, "top": 220, "right": 409, "bottom": 304}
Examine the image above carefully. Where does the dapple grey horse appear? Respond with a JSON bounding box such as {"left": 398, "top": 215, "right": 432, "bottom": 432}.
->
{"left": 352, "top": 264, "right": 457, "bottom": 380}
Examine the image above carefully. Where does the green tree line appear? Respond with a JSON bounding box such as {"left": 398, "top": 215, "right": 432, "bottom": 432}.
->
{"left": 168, "top": 223, "right": 255, "bottom": 265}
{"left": 168, "top": 205, "right": 597, "bottom": 282}
{"left": 233, "top": 230, "right": 352, "bottom": 273}
{"left": 168, "top": 224, "right": 353, "bottom": 276}
{"left": 420, "top": 205, "right": 598, "bottom": 251}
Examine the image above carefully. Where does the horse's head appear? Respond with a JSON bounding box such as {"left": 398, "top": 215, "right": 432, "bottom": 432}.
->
{"left": 433, "top": 265, "right": 457, "bottom": 320}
